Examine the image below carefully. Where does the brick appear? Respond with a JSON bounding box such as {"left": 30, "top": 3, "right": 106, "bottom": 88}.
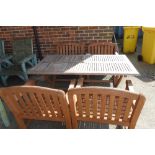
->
{"left": 103, "top": 29, "right": 113, "bottom": 32}
{"left": 0, "top": 26, "right": 114, "bottom": 55}
{"left": 99, "top": 33, "right": 108, "bottom": 36}
{"left": 88, "top": 26, "right": 98, "bottom": 30}
{"left": 95, "top": 30, "right": 104, "bottom": 33}
{"left": 84, "top": 30, "right": 94, "bottom": 33}
{"left": 94, "top": 36, "right": 103, "bottom": 40}
{"left": 80, "top": 33, "right": 88, "bottom": 37}
{"left": 98, "top": 26, "right": 107, "bottom": 29}
{"left": 79, "top": 26, "right": 89, "bottom": 30}
{"left": 69, "top": 27, "right": 78, "bottom": 30}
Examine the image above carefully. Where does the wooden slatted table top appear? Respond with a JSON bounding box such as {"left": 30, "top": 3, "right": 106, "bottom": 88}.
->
{"left": 28, "top": 54, "right": 139, "bottom": 75}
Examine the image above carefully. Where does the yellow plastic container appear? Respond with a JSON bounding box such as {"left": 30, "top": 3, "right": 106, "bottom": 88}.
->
{"left": 123, "top": 26, "right": 140, "bottom": 53}
{"left": 142, "top": 27, "right": 155, "bottom": 64}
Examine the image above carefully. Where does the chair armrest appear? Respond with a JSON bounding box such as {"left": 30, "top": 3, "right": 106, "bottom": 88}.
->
{"left": 17, "top": 54, "right": 36, "bottom": 65}
{"left": 24, "top": 80, "right": 36, "bottom": 86}
{"left": 76, "top": 78, "right": 84, "bottom": 88}
{"left": 115, "top": 52, "right": 119, "bottom": 55}
{"left": 68, "top": 78, "right": 84, "bottom": 90}
{"left": 68, "top": 79, "right": 76, "bottom": 90}
{"left": 125, "top": 80, "right": 134, "bottom": 92}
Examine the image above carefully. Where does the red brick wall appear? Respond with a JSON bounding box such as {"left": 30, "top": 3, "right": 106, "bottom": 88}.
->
{"left": 0, "top": 26, "right": 114, "bottom": 57}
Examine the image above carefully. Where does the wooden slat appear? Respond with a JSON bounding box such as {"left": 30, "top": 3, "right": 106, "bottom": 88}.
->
{"left": 71, "top": 45, "right": 74, "bottom": 55}
{"left": 36, "top": 92, "right": 49, "bottom": 117}
{"left": 75, "top": 45, "right": 77, "bottom": 54}
{"left": 51, "top": 94, "right": 63, "bottom": 117}
{"left": 66, "top": 45, "right": 68, "bottom": 55}
{"left": 28, "top": 92, "right": 43, "bottom": 117}
{"left": 105, "top": 44, "right": 107, "bottom": 54}
{"left": 100, "top": 94, "right": 106, "bottom": 119}
{"left": 93, "top": 93, "right": 97, "bottom": 118}
{"left": 85, "top": 93, "right": 90, "bottom": 118}
{"left": 123, "top": 98, "right": 133, "bottom": 121}
{"left": 56, "top": 43, "right": 84, "bottom": 55}
{"left": 114, "top": 96, "right": 124, "bottom": 121}
{"left": 42, "top": 92, "right": 56, "bottom": 118}
{"left": 107, "top": 95, "right": 115, "bottom": 120}
{"left": 76, "top": 94, "right": 83, "bottom": 117}
{"left": 68, "top": 79, "right": 76, "bottom": 89}
{"left": 22, "top": 91, "right": 38, "bottom": 116}
{"left": 15, "top": 92, "right": 28, "bottom": 111}
{"left": 76, "top": 78, "right": 84, "bottom": 88}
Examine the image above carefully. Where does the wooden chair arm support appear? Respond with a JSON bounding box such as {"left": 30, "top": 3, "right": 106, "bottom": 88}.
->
{"left": 24, "top": 80, "right": 36, "bottom": 86}
{"left": 115, "top": 52, "right": 119, "bottom": 55}
{"left": 125, "top": 80, "right": 134, "bottom": 92}
{"left": 68, "top": 79, "right": 76, "bottom": 90}
{"left": 76, "top": 78, "right": 84, "bottom": 88}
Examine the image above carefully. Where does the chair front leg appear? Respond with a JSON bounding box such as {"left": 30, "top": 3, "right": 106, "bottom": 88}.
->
{"left": 30, "top": 55, "right": 37, "bottom": 66}
{"left": 113, "top": 75, "right": 123, "bottom": 87}
{"left": 21, "top": 63, "right": 28, "bottom": 80}
{"left": 32, "top": 55, "right": 37, "bottom": 65}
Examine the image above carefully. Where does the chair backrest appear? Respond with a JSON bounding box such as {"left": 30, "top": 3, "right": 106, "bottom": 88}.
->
{"left": 0, "top": 86, "right": 72, "bottom": 128}
{"left": 0, "top": 40, "right": 5, "bottom": 57}
{"left": 88, "top": 42, "right": 117, "bottom": 54}
{"left": 56, "top": 43, "right": 85, "bottom": 55}
{"left": 68, "top": 87, "right": 145, "bottom": 129}
{"left": 12, "top": 38, "right": 33, "bottom": 62}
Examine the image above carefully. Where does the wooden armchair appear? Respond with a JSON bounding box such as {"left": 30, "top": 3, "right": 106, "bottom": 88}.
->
{"left": 68, "top": 80, "right": 145, "bottom": 129}
{"left": 46, "top": 43, "right": 85, "bottom": 86}
{"left": 0, "top": 82, "right": 72, "bottom": 129}
{"left": 56, "top": 43, "right": 85, "bottom": 55}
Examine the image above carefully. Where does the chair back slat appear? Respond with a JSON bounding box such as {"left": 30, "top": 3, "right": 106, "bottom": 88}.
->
{"left": 93, "top": 93, "right": 98, "bottom": 118}
{"left": 68, "top": 87, "right": 145, "bottom": 128}
{"left": 88, "top": 42, "right": 116, "bottom": 55}
{"left": 75, "top": 45, "right": 78, "bottom": 54}
{"left": 100, "top": 95, "right": 106, "bottom": 119}
{"left": 57, "top": 43, "right": 84, "bottom": 55}
{"left": 114, "top": 96, "right": 124, "bottom": 121}
{"left": 22, "top": 91, "right": 37, "bottom": 117}
{"left": 107, "top": 95, "right": 115, "bottom": 120}
{"left": 122, "top": 98, "right": 133, "bottom": 122}
{"left": 0, "top": 86, "right": 72, "bottom": 128}
{"left": 28, "top": 92, "right": 44, "bottom": 117}
{"left": 76, "top": 94, "right": 83, "bottom": 117}
{"left": 85, "top": 93, "right": 90, "bottom": 118}
{"left": 51, "top": 94, "right": 63, "bottom": 118}
{"left": 42, "top": 93, "right": 57, "bottom": 118}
